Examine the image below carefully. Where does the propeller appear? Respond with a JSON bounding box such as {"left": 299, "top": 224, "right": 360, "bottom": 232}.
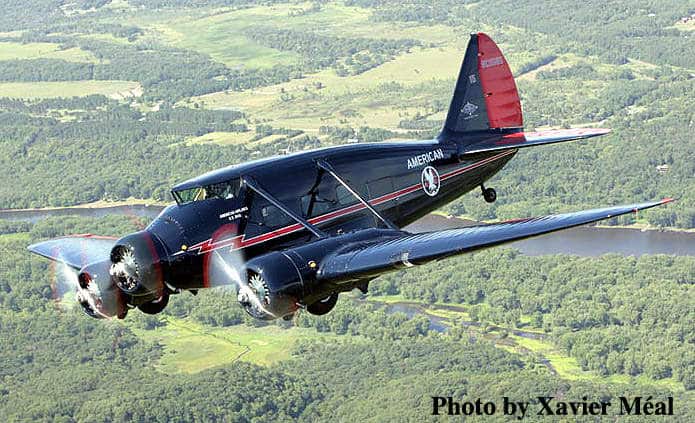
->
{"left": 46, "top": 245, "right": 98, "bottom": 317}
{"left": 202, "top": 224, "right": 281, "bottom": 320}
{"left": 48, "top": 249, "right": 80, "bottom": 308}
{"left": 44, "top": 240, "right": 127, "bottom": 319}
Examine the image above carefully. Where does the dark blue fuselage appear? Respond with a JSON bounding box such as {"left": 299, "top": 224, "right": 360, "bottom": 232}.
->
{"left": 146, "top": 140, "right": 516, "bottom": 291}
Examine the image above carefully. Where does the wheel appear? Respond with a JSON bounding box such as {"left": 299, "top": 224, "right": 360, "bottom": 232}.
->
{"left": 483, "top": 187, "right": 497, "bottom": 203}
{"left": 117, "top": 308, "right": 129, "bottom": 319}
{"left": 137, "top": 292, "right": 169, "bottom": 315}
{"left": 306, "top": 293, "right": 339, "bottom": 316}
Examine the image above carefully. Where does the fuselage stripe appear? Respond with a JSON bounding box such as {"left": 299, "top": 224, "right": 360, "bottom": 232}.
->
{"left": 189, "top": 149, "right": 515, "bottom": 254}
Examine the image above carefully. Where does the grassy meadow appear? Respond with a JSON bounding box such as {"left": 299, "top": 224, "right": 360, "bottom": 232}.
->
{"left": 130, "top": 316, "right": 346, "bottom": 373}
{"left": 0, "top": 80, "right": 141, "bottom": 99}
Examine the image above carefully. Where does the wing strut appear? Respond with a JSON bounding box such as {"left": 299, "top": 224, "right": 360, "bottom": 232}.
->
{"left": 316, "top": 159, "right": 398, "bottom": 231}
{"left": 242, "top": 176, "right": 326, "bottom": 238}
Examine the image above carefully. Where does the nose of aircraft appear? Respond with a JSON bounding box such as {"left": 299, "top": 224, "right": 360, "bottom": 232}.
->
{"left": 109, "top": 230, "right": 167, "bottom": 299}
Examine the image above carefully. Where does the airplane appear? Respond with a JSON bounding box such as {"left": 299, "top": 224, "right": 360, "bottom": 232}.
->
{"left": 28, "top": 33, "right": 673, "bottom": 321}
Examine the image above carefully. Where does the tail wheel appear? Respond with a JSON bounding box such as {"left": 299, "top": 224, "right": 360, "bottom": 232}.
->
{"left": 137, "top": 292, "right": 169, "bottom": 315}
{"left": 483, "top": 187, "right": 497, "bottom": 203}
{"left": 306, "top": 293, "right": 339, "bottom": 316}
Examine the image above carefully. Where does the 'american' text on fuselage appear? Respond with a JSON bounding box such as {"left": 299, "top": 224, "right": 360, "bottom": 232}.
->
{"left": 407, "top": 148, "right": 444, "bottom": 169}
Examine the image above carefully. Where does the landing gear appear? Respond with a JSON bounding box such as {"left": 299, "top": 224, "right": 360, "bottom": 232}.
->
{"left": 117, "top": 308, "right": 129, "bottom": 319}
{"left": 137, "top": 292, "right": 169, "bottom": 315}
{"left": 481, "top": 185, "right": 497, "bottom": 203}
{"left": 306, "top": 293, "right": 339, "bottom": 316}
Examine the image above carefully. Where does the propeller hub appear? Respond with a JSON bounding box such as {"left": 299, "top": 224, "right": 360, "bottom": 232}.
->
{"left": 237, "top": 273, "right": 275, "bottom": 320}
{"left": 237, "top": 290, "right": 250, "bottom": 305}
{"left": 110, "top": 246, "right": 141, "bottom": 292}
{"left": 109, "top": 230, "right": 167, "bottom": 298}
{"left": 76, "top": 271, "right": 104, "bottom": 319}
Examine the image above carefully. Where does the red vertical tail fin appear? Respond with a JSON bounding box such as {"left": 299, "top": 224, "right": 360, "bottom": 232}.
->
{"left": 439, "top": 33, "right": 523, "bottom": 144}
{"left": 477, "top": 33, "right": 523, "bottom": 128}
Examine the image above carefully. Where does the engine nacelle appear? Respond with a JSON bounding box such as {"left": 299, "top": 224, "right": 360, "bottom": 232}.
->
{"left": 237, "top": 251, "right": 306, "bottom": 320}
{"left": 109, "top": 230, "right": 168, "bottom": 305}
{"left": 236, "top": 230, "right": 392, "bottom": 320}
{"left": 76, "top": 260, "right": 129, "bottom": 319}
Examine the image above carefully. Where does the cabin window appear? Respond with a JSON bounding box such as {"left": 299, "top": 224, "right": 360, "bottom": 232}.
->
{"left": 173, "top": 187, "right": 201, "bottom": 204}
{"left": 301, "top": 191, "right": 333, "bottom": 218}
{"left": 301, "top": 181, "right": 364, "bottom": 218}
{"left": 336, "top": 185, "right": 356, "bottom": 206}
{"left": 245, "top": 198, "right": 298, "bottom": 236}
{"left": 173, "top": 178, "right": 241, "bottom": 205}
{"left": 261, "top": 205, "right": 291, "bottom": 228}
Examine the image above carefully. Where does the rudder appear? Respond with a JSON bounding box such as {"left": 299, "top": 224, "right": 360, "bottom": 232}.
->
{"left": 439, "top": 33, "right": 523, "bottom": 143}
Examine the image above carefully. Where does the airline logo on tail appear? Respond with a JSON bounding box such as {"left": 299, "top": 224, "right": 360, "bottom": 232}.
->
{"left": 481, "top": 56, "right": 504, "bottom": 68}
{"left": 461, "top": 102, "right": 479, "bottom": 117}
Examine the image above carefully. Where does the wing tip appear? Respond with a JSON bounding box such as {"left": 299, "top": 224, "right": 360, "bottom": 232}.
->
{"left": 632, "top": 197, "right": 675, "bottom": 213}
{"left": 571, "top": 127, "right": 611, "bottom": 137}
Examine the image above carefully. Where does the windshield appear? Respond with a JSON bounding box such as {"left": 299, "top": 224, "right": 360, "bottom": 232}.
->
{"left": 173, "top": 179, "right": 241, "bottom": 205}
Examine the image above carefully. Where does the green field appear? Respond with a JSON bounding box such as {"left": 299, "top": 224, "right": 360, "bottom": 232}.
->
{"left": 0, "top": 80, "right": 141, "bottom": 99}
{"left": 184, "top": 131, "right": 256, "bottom": 147}
{"left": 131, "top": 317, "right": 344, "bottom": 373}
{"left": 192, "top": 45, "right": 459, "bottom": 134}
{"left": 140, "top": 3, "right": 460, "bottom": 70}
{"left": 139, "top": 5, "right": 305, "bottom": 68}
{"left": 0, "top": 41, "right": 101, "bottom": 63}
{"left": 130, "top": 3, "right": 469, "bottom": 132}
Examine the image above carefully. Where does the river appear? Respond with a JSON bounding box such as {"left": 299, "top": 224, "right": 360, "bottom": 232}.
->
{"left": 0, "top": 204, "right": 162, "bottom": 223}
{"left": 2, "top": 204, "right": 694, "bottom": 257}
{"left": 405, "top": 214, "right": 695, "bottom": 257}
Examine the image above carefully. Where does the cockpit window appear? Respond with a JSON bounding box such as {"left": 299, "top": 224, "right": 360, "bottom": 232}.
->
{"left": 173, "top": 187, "right": 202, "bottom": 204}
{"left": 173, "top": 178, "right": 241, "bottom": 205}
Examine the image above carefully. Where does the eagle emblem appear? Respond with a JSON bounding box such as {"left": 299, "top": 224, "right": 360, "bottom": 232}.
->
{"left": 461, "top": 102, "right": 478, "bottom": 116}
{"left": 421, "top": 166, "right": 441, "bottom": 197}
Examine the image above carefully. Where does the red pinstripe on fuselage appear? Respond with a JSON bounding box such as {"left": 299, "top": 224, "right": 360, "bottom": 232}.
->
{"left": 184, "top": 149, "right": 516, "bottom": 255}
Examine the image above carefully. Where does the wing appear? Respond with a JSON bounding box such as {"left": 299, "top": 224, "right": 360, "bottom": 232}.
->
{"left": 318, "top": 199, "right": 673, "bottom": 283}
{"left": 27, "top": 234, "right": 117, "bottom": 270}
{"left": 461, "top": 128, "right": 611, "bottom": 155}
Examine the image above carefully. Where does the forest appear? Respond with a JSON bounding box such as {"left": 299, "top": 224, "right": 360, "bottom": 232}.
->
{"left": 0, "top": 0, "right": 693, "bottom": 421}
{"left": 1, "top": 215, "right": 693, "bottom": 420}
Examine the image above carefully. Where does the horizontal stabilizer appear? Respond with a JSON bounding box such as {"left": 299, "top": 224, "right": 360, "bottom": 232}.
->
{"left": 461, "top": 128, "right": 611, "bottom": 155}
{"left": 318, "top": 199, "right": 673, "bottom": 283}
{"left": 27, "top": 234, "right": 116, "bottom": 270}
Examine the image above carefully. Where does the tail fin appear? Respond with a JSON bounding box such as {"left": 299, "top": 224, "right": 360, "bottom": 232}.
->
{"left": 439, "top": 33, "right": 611, "bottom": 154}
{"left": 439, "top": 33, "right": 523, "bottom": 143}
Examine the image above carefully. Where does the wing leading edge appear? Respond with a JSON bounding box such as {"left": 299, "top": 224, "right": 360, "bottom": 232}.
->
{"left": 318, "top": 199, "right": 674, "bottom": 283}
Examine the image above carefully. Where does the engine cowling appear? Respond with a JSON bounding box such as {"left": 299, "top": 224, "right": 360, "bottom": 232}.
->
{"left": 76, "top": 260, "right": 129, "bottom": 319}
{"left": 237, "top": 251, "right": 306, "bottom": 320}
{"left": 109, "top": 230, "right": 168, "bottom": 305}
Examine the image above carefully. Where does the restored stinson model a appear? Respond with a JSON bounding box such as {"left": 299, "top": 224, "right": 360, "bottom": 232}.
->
{"left": 29, "top": 33, "right": 672, "bottom": 321}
